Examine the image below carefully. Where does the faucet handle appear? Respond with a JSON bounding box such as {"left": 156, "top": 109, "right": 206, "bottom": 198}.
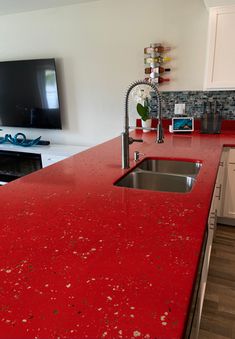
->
{"left": 129, "top": 137, "right": 143, "bottom": 144}
{"left": 134, "top": 151, "right": 145, "bottom": 162}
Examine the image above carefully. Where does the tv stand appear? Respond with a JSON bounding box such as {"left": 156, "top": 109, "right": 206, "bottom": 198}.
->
{"left": 0, "top": 150, "right": 42, "bottom": 185}
{"left": 0, "top": 143, "right": 89, "bottom": 185}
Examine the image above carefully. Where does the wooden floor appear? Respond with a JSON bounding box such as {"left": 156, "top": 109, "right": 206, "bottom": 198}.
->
{"left": 199, "top": 225, "right": 235, "bottom": 339}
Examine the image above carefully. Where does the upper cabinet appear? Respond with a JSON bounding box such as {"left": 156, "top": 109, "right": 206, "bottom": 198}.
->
{"left": 204, "top": 0, "right": 235, "bottom": 9}
{"left": 204, "top": 5, "right": 235, "bottom": 90}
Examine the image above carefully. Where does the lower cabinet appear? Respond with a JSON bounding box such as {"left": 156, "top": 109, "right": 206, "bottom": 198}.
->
{"left": 186, "top": 177, "right": 218, "bottom": 338}
{"left": 185, "top": 146, "right": 235, "bottom": 337}
{"left": 218, "top": 147, "right": 235, "bottom": 225}
{"left": 215, "top": 147, "right": 229, "bottom": 217}
{"left": 185, "top": 147, "right": 229, "bottom": 338}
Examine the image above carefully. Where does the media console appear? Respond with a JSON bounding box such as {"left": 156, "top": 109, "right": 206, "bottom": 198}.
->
{"left": 0, "top": 143, "right": 89, "bottom": 185}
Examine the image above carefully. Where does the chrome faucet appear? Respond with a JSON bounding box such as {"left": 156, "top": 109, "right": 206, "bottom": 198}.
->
{"left": 121, "top": 80, "right": 164, "bottom": 169}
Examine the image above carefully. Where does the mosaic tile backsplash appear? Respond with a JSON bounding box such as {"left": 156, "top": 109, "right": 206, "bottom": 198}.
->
{"left": 150, "top": 91, "right": 235, "bottom": 119}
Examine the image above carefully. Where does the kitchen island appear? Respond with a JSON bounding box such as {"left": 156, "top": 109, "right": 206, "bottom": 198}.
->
{"left": 0, "top": 129, "right": 235, "bottom": 339}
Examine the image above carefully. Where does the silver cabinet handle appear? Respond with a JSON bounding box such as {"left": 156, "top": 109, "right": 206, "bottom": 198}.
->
{"left": 209, "top": 221, "right": 216, "bottom": 230}
{"left": 208, "top": 210, "right": 217, "bottom": 230}
{"left": 215, "top": 184, "right": 222, "bottom": 200}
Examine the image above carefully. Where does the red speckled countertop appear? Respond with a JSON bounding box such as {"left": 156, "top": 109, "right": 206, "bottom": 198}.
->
{"left": 0, "top": 130, "right": 235, "bottom": 339}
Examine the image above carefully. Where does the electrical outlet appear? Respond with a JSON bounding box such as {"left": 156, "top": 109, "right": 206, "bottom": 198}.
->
{"left": 174, "top": 103, "right": 185, "bottom": 115}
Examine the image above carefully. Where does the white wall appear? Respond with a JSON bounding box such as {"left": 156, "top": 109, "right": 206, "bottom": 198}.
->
{"left": 0, "top": 0, "right": 208, "bottom": 146}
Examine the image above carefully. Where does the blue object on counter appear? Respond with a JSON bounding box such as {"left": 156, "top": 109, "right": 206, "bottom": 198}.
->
{"left": 0, "top": 133, "right": 41, "bottom": 147}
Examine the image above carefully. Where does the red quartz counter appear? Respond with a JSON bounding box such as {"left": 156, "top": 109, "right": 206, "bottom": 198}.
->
{"left": 0, "top": 130, "right": 235, "bottom": 339}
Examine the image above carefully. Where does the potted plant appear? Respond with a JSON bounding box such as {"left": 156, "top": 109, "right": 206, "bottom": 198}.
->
{"left": 134, "top": 89, "right": 152, "bottom": 132}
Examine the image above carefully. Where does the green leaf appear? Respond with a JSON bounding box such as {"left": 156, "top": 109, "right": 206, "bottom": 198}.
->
{"left": 137, "top": 103, "right": 149, "bottom": 121}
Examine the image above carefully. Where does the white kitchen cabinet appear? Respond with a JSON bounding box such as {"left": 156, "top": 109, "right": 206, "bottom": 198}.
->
{"left": 215, "top": 147, "right": 229, "bottom": 217}
{"left": 220, "top": 148, "right": 235, "bottom": 221}
{"left": 184, "top": 146, "right": 234, "bottom": 337}
{"left": 204, "top": 0, "right": 235, "bottom": 9}
{"left": 205, "top": 5, "right": 235, "bottom": 90}
{"left": 187, "top": 169, "right": 220, "bottom": 338}
{"left": 187, "top": 147, "right": 230, "bottom": 338}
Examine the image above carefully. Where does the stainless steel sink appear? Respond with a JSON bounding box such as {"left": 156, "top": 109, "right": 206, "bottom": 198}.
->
{"left": 114, "top": 171, "right": 195, "bottom": 193}
{"left": 136, "top": 158, "right": 201, "bottom": 176}
{"left": 114, "top": 158, "right": 201, "bottom": 193}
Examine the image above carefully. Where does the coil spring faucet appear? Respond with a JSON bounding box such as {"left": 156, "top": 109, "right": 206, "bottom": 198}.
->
{"left": 121, "top": 80, "right": 164, "bottom": 169}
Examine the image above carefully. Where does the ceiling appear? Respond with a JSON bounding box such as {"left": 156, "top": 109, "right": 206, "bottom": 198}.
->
{"left": 0, "top": 0, "right": 99, "bottom": 15}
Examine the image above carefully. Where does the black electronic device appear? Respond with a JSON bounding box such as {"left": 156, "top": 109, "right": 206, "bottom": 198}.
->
{"left": 0, "top": 58, "right": 62, "bottom": 129}
{"left": 172, "top": 117, "right": 194, "bottom": 132}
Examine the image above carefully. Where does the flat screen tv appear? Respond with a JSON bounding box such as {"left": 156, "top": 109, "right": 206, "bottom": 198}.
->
{"left": 0, "top": 58, "right": 62, "bottom": 129}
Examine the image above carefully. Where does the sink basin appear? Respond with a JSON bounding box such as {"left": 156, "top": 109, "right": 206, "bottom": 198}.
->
{"left": 114, "top": 158, "right": 201, "bottom": 193}
{"left": 136, "top": 158, "right": 201, "bottom": 176}
{"left": 114, "top": 170, "right": 195, "bottom": 193}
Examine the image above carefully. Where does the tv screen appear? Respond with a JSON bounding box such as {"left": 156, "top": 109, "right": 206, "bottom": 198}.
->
{"left": 0, "top": 58, "right": 62, "bottom": 129}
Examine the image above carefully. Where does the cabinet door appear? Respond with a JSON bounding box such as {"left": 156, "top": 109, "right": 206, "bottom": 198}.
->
{"left": 205, "top": 5, "right": 235, "bottom": 89}
{"left": 188, "top": 212, "right": 216, "bottom": 338}
{"left": 216, "top": 148, "right": 229, "bottom": 217}
{"left": 222, "top": 148, "right": 235, "bottom": 218}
